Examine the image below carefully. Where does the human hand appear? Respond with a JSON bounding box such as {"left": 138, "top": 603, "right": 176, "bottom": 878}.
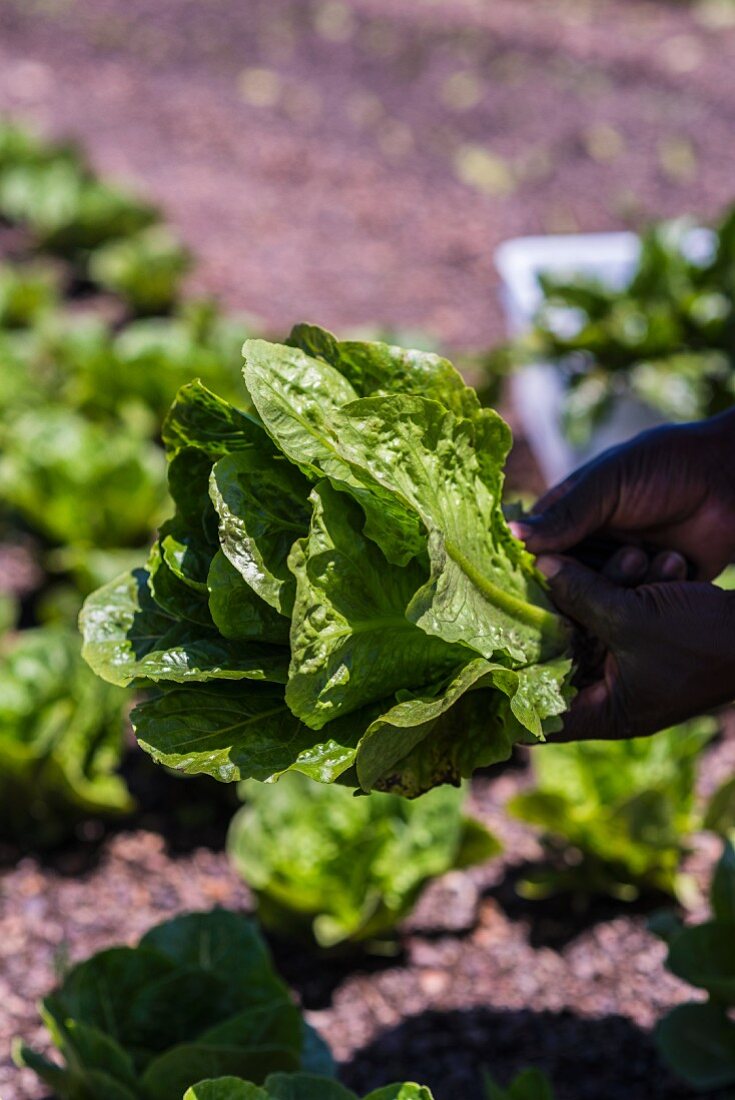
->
{"left": 513, "top": 410, "right": 735, "bottom": 581}
{"left": 537, "top": 554, "right": 735, "bottom": 741}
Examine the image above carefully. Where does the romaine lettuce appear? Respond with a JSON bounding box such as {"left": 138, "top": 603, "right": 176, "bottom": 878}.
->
{"left": 80, "top": 328, "right": 573, "bottom": 797}
{"left": 0, "top": 625, "right": 132, "bottom": 845}
{"left": 653, "top": 836, "right": 735, "bottom": 1090}
{"left": 15, "top": 911, "right": 333, "bottom": 1100}
{"left": 509, "top": 719, "right": 715, "bottom": 900}
{"left": 227, "top": 773, "right": 500, "bottom": 947}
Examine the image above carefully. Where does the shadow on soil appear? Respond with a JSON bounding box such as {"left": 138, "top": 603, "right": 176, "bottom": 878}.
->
{"left": 0, "top": 744, "right": 238, "bottom": 874}
{"left": 483, "top": 861, "right": 673, "bottom": 951}
{"left": 267, "top": 932, "right": 407, "bottom": 1012}
{"left": 340, "top": 1005, "right": 716, "bottom": 1100}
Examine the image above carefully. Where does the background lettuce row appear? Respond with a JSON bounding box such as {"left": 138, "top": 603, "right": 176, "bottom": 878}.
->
{"left": 0, "top": 625, "right": 132, "bottom": 846}
{"left": 15, "top": 910, "right": 333, "bottom": 1100}
{"left": 80, "top": 326, "right": 574, "bottom": 798}
{"left": 227, "top": 774, "right": 500, "bottom": 947}
{"left": 509, "top": 719, "right": 716, "bottom": 901}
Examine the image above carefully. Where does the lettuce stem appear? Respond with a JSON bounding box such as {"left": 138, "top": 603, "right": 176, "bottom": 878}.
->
{"left": 446, "top": 542, "right": 566, "bottom": 649}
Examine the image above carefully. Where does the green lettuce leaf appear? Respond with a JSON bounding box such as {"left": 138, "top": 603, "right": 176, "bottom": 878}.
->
{"left": 163, "top": 381, "right": 267, "bottom": 462}
{"left": 322, "top": 395, "right": 564, "bottom": 664}
{"left": 185, "top": 1080, "right": 269, "bottom": 1100}
{"left": 286, "top": 481, "right": 465, "bottom": 730}
{"left": 80, "top": 570, "right": 289, "bottom": 688}
{"left": 0, "top": 406, "right": 166, "bottom": 548}
{"left": 243, "top": 339, "right": 424, "bottom": 566}
{"left": 289, "top": 322, "right": 479, "bottom": 417}
{"left": 509, "top": 719, "right": 715, "bottom": 899}
{"left": 16, "top": 911, "right": 330, "bottom": 1100}
{"left": 209, "top": 450, "right": 311, "bottom": 615}
{"left": 655, "top": 1002, "right": 735, "bottom": 1090}
{"left": 182, "top": 1076, "right": 436, "bottom": 1100}
{"left": 484, "top": 1068, "right": 555, "bottom": 1100}
{"left": 208, "top": 551, "right": 290, "bottom": 645}
{"left": 131, "top": 682, "right": 360, "bottom": 785}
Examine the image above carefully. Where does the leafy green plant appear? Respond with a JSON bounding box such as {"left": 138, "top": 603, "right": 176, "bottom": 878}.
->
{"left": 228, "top": 773, "right": 499, "bottom": 948}
{"left": 89, "top": 226, "right": 192, "bottom": 315}
{"left": 0, "top": 406, "right": 167, "bottom": 548}
{"left": 508, "top": 720, "right": 715, "bottom": 901}
{"left": 104, "top": 307, "right": 252, "bottom": 417}
{"left": 483, "top": 1068, "right": 555, "bottom": 1099}
{"left": 653, "top": 836, "right": 735, "bottom": 1091}
{"left": 497, "top": 212, "right": 735, "bottom": 445}
{"left": 0, "top": 156, "right": 156, "bottom": 255}
{"left": 15, "top": 910, "right": 334, "bottom": 1100}
{"left": 0, "top": 625, "right": 132, "bottom": 844}
{"left": 0, "top": 261, "right": 60, "bottom": 328}
{"left": 0, "top": 118, "right": 156, "bottom": 258}
{"left": 80, "top": 326, "right": 573, "bottom": 798}
{"left": 0, "top": 119, "right": 79, "bottom": 172}
{"left": 184, "top": 1076, "right": 434, "bottom": 1100}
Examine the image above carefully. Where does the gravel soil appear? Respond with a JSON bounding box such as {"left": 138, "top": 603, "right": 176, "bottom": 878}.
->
{"left": 2, "top": 1, "right": 735, "bottom": 1097}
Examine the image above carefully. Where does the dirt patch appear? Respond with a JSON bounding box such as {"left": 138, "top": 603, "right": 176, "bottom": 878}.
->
{"left": 2, "top": 0, "right": 735, "bottom": 351}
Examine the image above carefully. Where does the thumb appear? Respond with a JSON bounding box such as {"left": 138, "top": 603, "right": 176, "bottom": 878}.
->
{"left": 537, "top": 555, "right": 622, "bottom": 641}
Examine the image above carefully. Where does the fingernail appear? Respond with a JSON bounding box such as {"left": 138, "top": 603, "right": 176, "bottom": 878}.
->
{"left": 536, "top": 554, "right": 564, "bottom": 579}
{"left": 509, "top": 521, "right": 531, "bottom": 540}
{"left": 619, "top": 547, "right": 647, "bottom": 576}
{"left": 659, "top": 551, "right": 686, "bottom": 579}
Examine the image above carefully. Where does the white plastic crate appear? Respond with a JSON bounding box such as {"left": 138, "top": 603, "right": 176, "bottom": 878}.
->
{"left": 495, "top": 231, "right": 694, "bottom": 485}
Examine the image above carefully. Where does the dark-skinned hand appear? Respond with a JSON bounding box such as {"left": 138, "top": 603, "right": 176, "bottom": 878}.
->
{"left": 514, "top": 408, "right": 735, "bottom": 581}
{"left": 511, "top": 410, "right": 735, "bottom": 741}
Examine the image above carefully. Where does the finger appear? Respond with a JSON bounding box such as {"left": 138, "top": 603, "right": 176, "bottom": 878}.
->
{"left": 645, "top": 550, "right": 688, "bottom": 583}
{"left": 601, "top": 545, "right": 649, "bottom": 587}
{"left": 536, "top": 555, "right": 624, "bottom": 641}
{"left": 546, "top": 679, "right": 619, "bottom": 743}
{"left": 529, "top": 468, "right": 585, "bottom": 516}
{"left": 514, "top": 465, "right": 620, "bottom": 555}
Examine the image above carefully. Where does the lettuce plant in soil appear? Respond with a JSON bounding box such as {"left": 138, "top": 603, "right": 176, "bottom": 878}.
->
{"left": 0, "top": 625, "right": 132, "bottom": 845}
{"left": 228, "top": 773, "right": 500, "bottom": 948}
{"left": 184, "top": 1077, "right": 434, "bottom": 1100}
{"left": 89, "top": 225, "right": 192, "bottom": 316}
{"left": 0, "top": 261, "right": 60, "bottom": 328}
{"left": 0, "top": 405, "right": 167, "bottom": 549}
{"left": 653, "top": 835, "right": 735, "bottom": 1091}
{"left": 508, "top": 719, "right": 715, "bottom": 901}
{"left": 80, "top": 325, "right": 574, "bottom": 798}
{"left": 0, "top": 150, "right": 156, "bottom": 256}
{"left": 492, "top": 209, "right": 735, "bottom": 444}
{"left": 15, "top": 910, "right": 333, "bottom": 1100}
